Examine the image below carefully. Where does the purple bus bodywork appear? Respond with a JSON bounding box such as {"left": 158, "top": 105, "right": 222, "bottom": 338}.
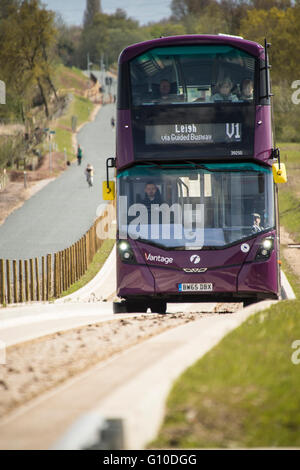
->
{"left": 114, "top": 35, "right": 279, "bottom": 306}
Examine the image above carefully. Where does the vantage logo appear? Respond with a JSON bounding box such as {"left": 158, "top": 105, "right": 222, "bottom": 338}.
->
{"left": 145, "top": 252, "right": 173, "bottom": 265}
{"left": 183, "top": 268, "right": 207, "bottom": 273}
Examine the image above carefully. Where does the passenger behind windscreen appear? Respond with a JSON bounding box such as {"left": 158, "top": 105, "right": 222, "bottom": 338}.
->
{"left": 157, "top": 79, "right": 172, "bottom": 102}
{"left": 252, "top": 213, "right": 263, "bottom": 233}
{"left": 211, "top": 77, "right": 239, "bottom": 102}
{"left": 240, "top": 79, "right": 254, "bottom": 101}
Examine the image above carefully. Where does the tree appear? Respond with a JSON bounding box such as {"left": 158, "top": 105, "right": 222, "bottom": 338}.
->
{"left": 248, "top": 0, "right": 291, "bottom": 9}
{"left": 0, "top": 0, "right": 20, "bottom": 20}
{"left": 171, "top": 0, "right": 215, "bottom": 19}
{"left": 83, "top": 0, "right": 101, "bottom": 28}
{"left": 0, "top": 0, "right": 57, "bottom": 119}
{"left": 239, "top": 6, "right": 300, "bottom": 83}
{"left": 144, "top": 21, "right": 186, "bottom": 39}
{"left": 77, "top": 13, "right": 109, "bottom": 68}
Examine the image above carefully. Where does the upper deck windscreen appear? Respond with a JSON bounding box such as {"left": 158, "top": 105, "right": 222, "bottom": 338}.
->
{"left": 130, "top": 45, "right": 255, "bottom": 106}
{"left": 128, "top": 44, "right": 256, "bottom": 160}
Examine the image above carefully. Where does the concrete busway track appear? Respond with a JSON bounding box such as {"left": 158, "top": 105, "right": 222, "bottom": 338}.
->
{"left": 0, "top": 239, "right": 295, "bottom": 449}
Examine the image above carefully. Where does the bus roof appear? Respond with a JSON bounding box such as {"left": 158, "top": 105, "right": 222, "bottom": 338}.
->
{"left": 119, "top": 35, "right": 264, "bottom": 64}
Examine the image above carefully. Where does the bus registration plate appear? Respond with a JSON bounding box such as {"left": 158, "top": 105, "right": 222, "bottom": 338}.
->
{"left": 179, "top": 283, "right": 213, "bottom": 292}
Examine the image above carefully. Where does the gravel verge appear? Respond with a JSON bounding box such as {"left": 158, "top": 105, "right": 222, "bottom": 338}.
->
{"left": 0, "top": 312, "right": 206, "bottom": 418}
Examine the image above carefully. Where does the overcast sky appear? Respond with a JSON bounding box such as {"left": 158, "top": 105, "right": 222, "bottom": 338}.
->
{"left": 43, "top": 0, "right": 172, "bottom": 26}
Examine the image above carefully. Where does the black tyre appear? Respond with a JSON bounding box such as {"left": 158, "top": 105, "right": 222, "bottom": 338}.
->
{"left": 149, "top": 301, "right": 167, "bottom": 314}
{"left": 126, "top": 300, "right": 147, "bottom": 313}
{"left": 113, "top": 301, "right": 127, "bottom": 314}
{"left": 113, "top": 300, "right": 147, "bottom": 314}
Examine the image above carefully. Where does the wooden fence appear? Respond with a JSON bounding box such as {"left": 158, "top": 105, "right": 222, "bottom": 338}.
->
{"left": 0, "top": 201, "right": 115, "bottom": 306}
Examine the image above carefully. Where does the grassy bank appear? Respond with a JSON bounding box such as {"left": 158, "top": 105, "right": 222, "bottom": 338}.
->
{"left": 151, "top": 299, "right": 300, "bottom": 448}
{"left": 53, "top": 65, "right": 96, "bottom": 161}
{"left": 278, "top": 142, "right": 300, "bottom": 242}
{"left": 58, "top": 238, "right": 115, "bottom": 298}
{"left": 150, "top": 142, "right": 300, "bottom": 449}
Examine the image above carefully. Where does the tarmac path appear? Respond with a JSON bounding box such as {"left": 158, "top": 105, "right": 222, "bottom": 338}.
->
{"left": 0, "top": 103, "right": 116, "bottom": 260}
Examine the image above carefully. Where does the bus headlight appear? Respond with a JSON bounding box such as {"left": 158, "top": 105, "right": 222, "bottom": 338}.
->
{"left": 255, "top": 237, "right": 274, "bottom": 261}
{"left": 117, "top": 240, "right": 136, "bottom": 263}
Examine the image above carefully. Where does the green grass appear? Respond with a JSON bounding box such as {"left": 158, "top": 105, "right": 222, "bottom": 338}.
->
{"left": 280, "top": 255, "right": 300, "bottom": 299}
{"left": 54, "top": 127, "right": 73, "bottom": 158}
{"left": 151, "top": 300, "right": 300, "bottom": 449}
{"left": 279, "top": 191, "right": 300, "bottom": 243}
{"left": 54, "top": 94, "right": 95, "bottom": 159}
{"left": 277, "top": 142, "right": 300, "bottom": 165}
{"left": 59, "top": 238, "right": 115, "bottom": 298}
{"left": 54, "top": 64, "right": 90, "bottom": 92}
{"left": 149, "top": 142, "right": 300, "bottom": 449}
{"left": 278, "top": 142, "right": 300, "bottom": 242}
{"left": 52, "top": 65, "right": 96, "bottom": 159}
{"left": 58, "top": 94, "right": 93, "bottom": 130}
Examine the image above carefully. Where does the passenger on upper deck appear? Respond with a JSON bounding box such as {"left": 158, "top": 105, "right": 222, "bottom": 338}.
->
{"left": 153, "top": 79, "right": 182, "bottom": 104}
{"left": 211, "top": 77, "right": 239, "bottom": 103}
{"left": 158, "top": 79, "right": 172, "bottom": 101}
{"left": 240, "top": 79, "right": 254, "bottom": 101}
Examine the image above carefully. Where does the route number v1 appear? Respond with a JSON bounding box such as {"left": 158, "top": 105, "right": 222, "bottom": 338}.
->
{"left": 226, "top": 123, "right": 241, "bottom": 140}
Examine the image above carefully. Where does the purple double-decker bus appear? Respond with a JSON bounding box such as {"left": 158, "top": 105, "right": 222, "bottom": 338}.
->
{"left": 104, "top": 34, "right": 287, "bottom": 314}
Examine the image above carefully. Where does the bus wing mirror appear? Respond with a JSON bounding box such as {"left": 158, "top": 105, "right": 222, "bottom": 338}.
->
{"left": 103, "top": 157, "right": 116, "bottom": 200}
{"left": 272, "top": 163, "right": 287, "bottom": 184}
{"left": 102, "top": 181, "right": 115, "bottom": 200}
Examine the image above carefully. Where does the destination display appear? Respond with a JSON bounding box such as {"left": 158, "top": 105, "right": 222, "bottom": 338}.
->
{"left": 145, "top": 123, "right": 242, "bottom": 146}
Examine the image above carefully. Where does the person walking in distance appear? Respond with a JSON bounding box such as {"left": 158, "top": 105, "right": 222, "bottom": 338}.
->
{"left": 77, "top": 144, "right": 83, "bottom": 165}
{"left": 85, "top": 163, "right": 94, "bottom": 187}
{"left": 111, "top": 117, "right": 115, "bottom": 129}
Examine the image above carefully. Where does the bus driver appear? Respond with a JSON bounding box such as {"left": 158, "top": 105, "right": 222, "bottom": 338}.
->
{"left": 142, "top": 182, "right": 162, "bottom": 210}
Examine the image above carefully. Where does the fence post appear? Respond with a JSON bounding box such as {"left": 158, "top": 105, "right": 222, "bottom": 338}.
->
{"left": 83, "top": 234, "right": 88, "bottom": 272}
{"left": 0, "top": 259, "right": 5, "bottom": 305}
{"left": 24, "top": 260, "right": 29, "bottom": 301}
{"left": 54, "top": 253, "right": 57, "bottom": 297}
{"left": 6, "top": 260, "right": 11, "bottom": 304}
{"left": 30, "top": 258, "right": 34, "bottom": 301}
{"left": 42, "top": 256, "right": 45, "bottom": 301}
{"left": 13, "top": 260, "right": 17, "bottom": 303}
{"left": 63, "top": 249, "right": 67, "bottom": 291}
{"left": 54, "top": 253, "right": 59, "bottom": 298}
{"left": 59, "top": 251, "right": 63, "bottom": 296}
{"left": 19, "top": 260, "right": 24, "bottom": 303}
{"left": 46, "top": 254, "right": 51, "bottom": 300}
{"left": 86, "top": 230, "right": 90, "bottom": 265}
{"left": 68, "top": 247, "right": 71, "bottom": 288}
{"left": 72, "top": 245, "right": 76, "bottom": 283}
{"left": 35, "top": 258, "right": 40, "bottom": 301}
{"left": 69, "top": 246, "right": 73, "bottom": 285}
{"left": 80, "top": 238, "right": 84, "bottom": 277}
{"left": 74, "top": 243, "right": 78, "bottom": 282}
{"left": 76, "top": 242, "right": 80, "bottom": 279}
{"left": 56, "top": 253, "right": 59, "bottom": 297}
{"left": 77, "top": 241, "right": 81, "bottom": 279}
